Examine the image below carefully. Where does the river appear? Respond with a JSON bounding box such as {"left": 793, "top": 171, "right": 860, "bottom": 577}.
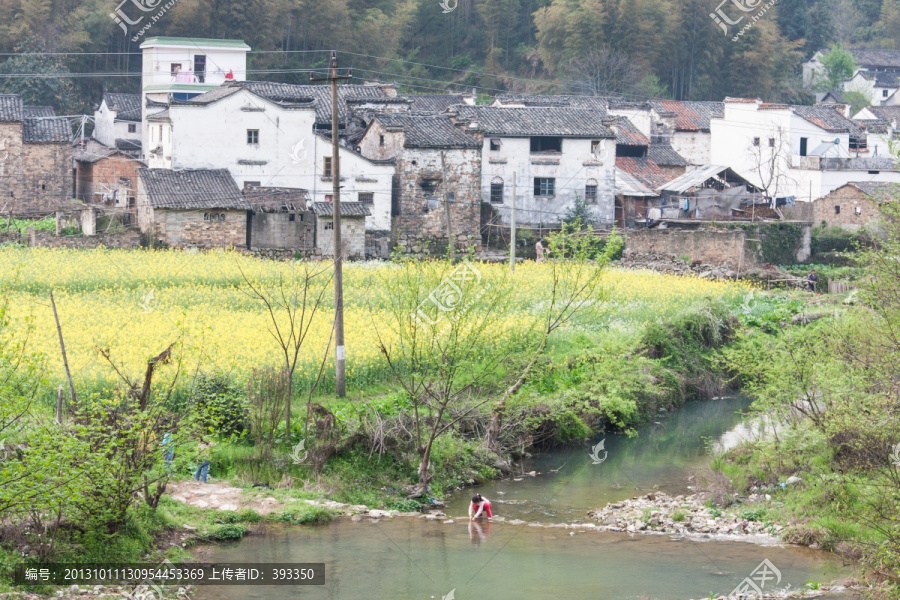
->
{"left": 195, "top": 398, "right": 849, "bottom": 599}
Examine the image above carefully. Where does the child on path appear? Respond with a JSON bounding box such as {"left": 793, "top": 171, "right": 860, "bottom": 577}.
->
{"left": 194, "top": 438, "right": 215, "bottom": 483}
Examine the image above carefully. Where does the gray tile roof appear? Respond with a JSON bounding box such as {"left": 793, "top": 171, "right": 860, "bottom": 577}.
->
{"left": 493, "top": 94, "right": 609, "bottom": 110}
{"left": 23, "top": 117, "right": 71, "bottom": 143}
{"left": 244, "top": 186, "right": 310, "bottom": 212}
{"left": 850, "top": 49, "right": 900, "bottom": 70}
{"left": 24, "top": 106, "right": 55, "bottom": 117}
{"left": 372, "top": 114, "right": 480, "bottom": 148}
{"left": 650, "top": 100, "right": 724, "bottom": 131}
{"left": 172, "top": 86, "right": 244, "bottom": 106}
{"left": 147, "top": 109, "right": 170, "bottom": 121}
{"left": 874, "top": 71, "right": 900, "bottom": 88}
{"left": 116, "top": 138, "right": 142, "bottom": 152}
{"left": 453, "top": 106, "right": 615, "bottom": 137}
{"left": 616, "top": 157, "right": 672, "bottom": 190}
{"left": 311, "top": 201, "right": 371, "bottom": 217}
{"left": 103, "top": 93, "right": 142, "bottom": 121}
{"left": 612, "top": 116, "right": 648, "bottom": 146}
{"left": 792, "top": 105, "right": 861, "bottom": 134}
{"left": 847, "top": 181, "right": 898, "bottom": 201}
{"left": 402, "top": 94, "right": 467, "bottom": 113}
{"left": 647, "top": 144, "right": 689, "bottom": 166}
{"left": 137, "top": 168, "right": 250, "bottom": 210}
{"left": 234, "top": 81, "right": 391, "bottom": 125}
{"left": 0, "top": 94, "right": 24, "bottom": 122}
{"left": 862, "top": 105, "right": 900, "bottom": 122}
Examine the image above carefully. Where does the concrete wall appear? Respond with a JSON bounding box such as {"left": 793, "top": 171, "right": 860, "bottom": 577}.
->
{"left": 625, "top": 229, "right": 751, "bottom": 270}
{"left": 249, "top": 211, "right": 315, "bottom": 249}
{"left": 316, "top": 216, "right": 366, "bottom": 259}
{"left": 670, "top": 131, "right": 711, "bottom": 166}
{"left": 0, "top": 122, "right": 73, "bottom": 216}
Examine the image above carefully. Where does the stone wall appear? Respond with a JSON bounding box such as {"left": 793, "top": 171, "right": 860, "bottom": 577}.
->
{"left": 625, "top": 228, "right": 752, "bottom": 270}
{"left": 393, "top": 231, "right": 480, "bottom": 257}
{"left": 154, "top": 209, "right": 248, "bottom": 248}
{"left": 0, "top": 122, "right": 72, "bottom": 216}
{"left": 811, "top": 187, "right": 879, "bottom": 230}
{"left": 0, "top": 228, "right": 142, "bottom": 249}
{"left": 249, "top": 211, "right": 315, "bottom": 250}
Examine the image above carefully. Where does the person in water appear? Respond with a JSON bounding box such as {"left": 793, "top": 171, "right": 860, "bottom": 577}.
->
{"left": 469, "top": 493, "right": 493, "bottom": 520}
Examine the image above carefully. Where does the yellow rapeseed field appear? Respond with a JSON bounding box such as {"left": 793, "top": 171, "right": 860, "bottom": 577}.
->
{"left": 0, "top": 248, "right": 747, "bottom": 393}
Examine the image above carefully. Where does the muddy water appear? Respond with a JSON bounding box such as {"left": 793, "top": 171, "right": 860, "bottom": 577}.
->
{"left": 196, "top": 398, "right": 850, "bottom": 599}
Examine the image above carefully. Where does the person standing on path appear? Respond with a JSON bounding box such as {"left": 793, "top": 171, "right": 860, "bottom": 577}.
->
{"left": 194, "top": 438, "right": 215, "bottom": 483}
{"left": 535, "top": 240, "right": 546, "bottom": 263}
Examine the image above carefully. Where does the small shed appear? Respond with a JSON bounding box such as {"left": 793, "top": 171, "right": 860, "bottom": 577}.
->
{"left": 658, "top": 165, "right": 762, "bottom": 220}
{"left": 813, "top": 182, "right": 897, "bottom": 230}
{"left": 311, "top": 201, "right": 371, "bottom": 259}
{"left": 136, "top": 168, "right": 250, "bottom": 247}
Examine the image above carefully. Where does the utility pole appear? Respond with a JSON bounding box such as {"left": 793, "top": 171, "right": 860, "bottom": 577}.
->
{"left": 510, "top": 172, "right": 516, "bottom": 272}
{"left": 441, "top": 151, "right": 453, "bottom": 259}
{"left": 312, "top": 51, "right": 352, "bottom": 398}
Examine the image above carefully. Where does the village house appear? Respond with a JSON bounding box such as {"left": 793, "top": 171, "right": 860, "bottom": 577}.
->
{"left": 139, "top": 37, "right": 252, "bottom": 157}
{"left": 141, "top": 81, "right": 395, "bottom": 244}
{"left": 449, "top": 105, "right": 617, "bottom": 228}
{"left": 649, "top": 100, "right": 723, "bottom": 167}
{"left": 710, "top": 98, "right": 900, "bottom": 203}
{"left": 852, "top": 105, "right": 900, "bottom": 157}
{"left": 243, "top": 185, "right": 314, "bottom": 252}
{"left": 805, "top": 49, "right": 900, "bottom": 102}
{"left": 357, "top": 113, "right": 482, "bottom": 254}
{"left": 310, "top": 201, "right": 370, "bottom": 259}
{"left": 93, "top": 93, "right": 142, "bottom": 157}
{"left": 811, "top": 181, "right": 897, "bottom": 230}
{"left": 136, "top": 167, "right": 250, "bottom": 247}
{"left": 74, "top": 139, "right": 145, "bottom": 214}
{"left": 839, "top": 71, "right": 900, "bottom": 107}
{"left": 0, "top": 95, "right": 72, "bottom": 216}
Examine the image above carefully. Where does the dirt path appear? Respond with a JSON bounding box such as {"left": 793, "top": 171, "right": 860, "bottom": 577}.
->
{"left": 166, "top": 480, "right": 370, "bottom": 516}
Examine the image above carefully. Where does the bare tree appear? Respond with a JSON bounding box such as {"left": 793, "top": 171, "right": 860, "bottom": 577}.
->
{"left": 747, "top": 125, "right": 799, "bottom": 211}
{"left": 239, "top": 261, "right": 333, "bottom": 445}
{"left": 565, "top": 46, "right": 643, "bottom": 97}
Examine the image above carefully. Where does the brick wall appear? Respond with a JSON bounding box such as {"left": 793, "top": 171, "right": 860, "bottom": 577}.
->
{"left": 0, "top": 122, "right": 72, "bottom": 216}
{"left": 316, "top": 216, "right": 366, "bottom": 259}
{"left": 812, "top": 187, "right": 879, "bottom": 230}
{"left": 154, "top": 209, "right": 248, "bottom": 247}
{"left": 76, "top": 154, "right": 142, "bottom": 205}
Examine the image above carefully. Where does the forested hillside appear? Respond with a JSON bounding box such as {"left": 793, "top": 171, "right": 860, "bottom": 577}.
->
{"left": 1, "top": 0, "right": 899, "bottom": 113}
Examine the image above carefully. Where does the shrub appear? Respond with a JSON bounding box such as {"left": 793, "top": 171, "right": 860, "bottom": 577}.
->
{"left": 672, "top": 511, "right": 686, "bottom": 522}
{"left": 209, "top": 524, "right": 247, "bottom": 541}
{"left": 190, "top": 373, "right": 249, "bottom": 438}
{"left": 271, "top": 505, "right": 334, "bottom": 525}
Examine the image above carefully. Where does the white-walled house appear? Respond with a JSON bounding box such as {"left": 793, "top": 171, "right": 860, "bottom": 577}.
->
{"left": 93, "top": 93, "right": 142, "bottom": 154}
{"left": 139, "top": 37, "right": 250, "bottom": 159}
{"left": 450, "top": 106, "right": 617, "bottom": 227}
{"left": 649, "top": 100, "right": 723, "bottom": 167}
{"left": 853, "top": 105, "right": 900, "bottom": 157}
{"left": 710, "top": 98, "right": 900, "bottom": 202}
{"left": 144, "top": 82, "right": 394, "bottom": 234}
{"left": 842, "top": 71, "right": 900, "bottom": 107}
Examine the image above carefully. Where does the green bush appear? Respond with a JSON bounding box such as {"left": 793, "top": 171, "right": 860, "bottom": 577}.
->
{"left": 271, "top": 505, "right": 334, "bottom": 525}
{"left": 739, "top": 508, "right": 766, "bottom": 522}
{"left": 217, "top": 509, "right": 261, "bottom": 524}
{"left": 386, "top": 498, "right": 424, "bottom": 512}
{"left": 190, "top": 373, "right": 249, "bottom": 438}
{"left": 209, "top": 524, "right": 247, "bottom": 541}
{"left": 672, "top": 511, "right": 686, "bottom": 522}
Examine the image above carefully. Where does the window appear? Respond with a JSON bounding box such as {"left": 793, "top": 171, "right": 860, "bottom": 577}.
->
{"left": 834, "top": 205, "right": 841, "bottom": 215}
{"left": 490, "top": 177, "right": 503, "bottom": 204}
{"left": 170, "top": 63, "right": 182, "bottom": 75}
{"left": 447, "top": 192, "right": 455, "bottom": 203}
{"left": 323, "top": 157, "right": 339, "bottom": 177}
{"left": 128, "top": 197, "right": 135, "bottom": 208}
{"left": 289, "top": 214, "right": 296, "bottom": 222}
{"left": 427, "top": 197, "right": 439, "bottom": 209}
{"left": 768, "top": 138, "right": 775, "bottom": 148}
{"left": 585, "top": 179, "right": 598, "bottom": 205}
{"left": 247, "top": 129, "right": 259, "bottom": 145}
{"left": 204, "top": 212, "right": 226, "bottom": 222}
{"left": 245, "top": 181, "right": 261, "bottom": 188}
{"left": 158, "top": 125, "right": 163, "bottom": 142}
{"left": 884, "top": 89, "right": 890, "bottom": 98}
{"left": 379, "top": 135, "right": 385, "bottom": 146}
{"left": 193, "top": 55, "right": 206, "bottom": 83}
{"left": 799, "top": 137, "right": 808, "bottom": 157}
{"left": 324, "top": 221, "right": 334, "bottom": 230}
{"left": 41, "top": 183, "right": 46, "bottom": 191}
{"left": 325, "top": 194, "right": 333, "bottom": 202}
{"left": 753, "top": 137, "right": 760, "bottom": 147}
{"left": 128, "top": 123, "right": 137, "bottom": 133}
{"left": 534, "top": 177, "right": 555, "bottom": 196}
{"left": 358, "top": 192, "right": 374, "bottom": 204}
{"left": 489, "top": 138, "right": 501, "bottom": 151}
{"left": 530, "top": 136, "right": 562, "bottom": 152}
{"left": 591, "top": 140, "right": 601, "bottom": 154}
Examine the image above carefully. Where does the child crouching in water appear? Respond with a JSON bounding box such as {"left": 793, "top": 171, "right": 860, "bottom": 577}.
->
{"left": 469, "top": 493, "right": 493, "bottom": 520}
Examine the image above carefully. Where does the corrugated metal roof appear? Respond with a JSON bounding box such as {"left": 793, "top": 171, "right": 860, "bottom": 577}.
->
{"left": 659, "top": 165, "right": 730, "bottom": 193}
{"left": 137, "top": 168, "right": 250, "bottom": 210}
{"left": 311, "top": 201, "right": 372, "bottom": 217}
